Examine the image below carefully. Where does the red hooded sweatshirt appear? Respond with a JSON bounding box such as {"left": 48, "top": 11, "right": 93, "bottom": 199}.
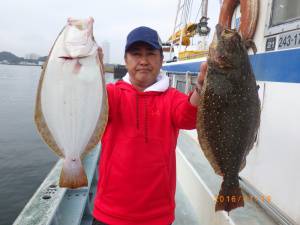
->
{"left": 93, "top": 79, "right": 197, "bottom": 225}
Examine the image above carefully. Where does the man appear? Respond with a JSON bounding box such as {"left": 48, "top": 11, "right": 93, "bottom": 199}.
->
{"left": 93, "top": 26, "right": 207, "bottom": 225}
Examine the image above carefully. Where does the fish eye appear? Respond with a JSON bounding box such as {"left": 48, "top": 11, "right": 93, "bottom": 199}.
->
{"left": 222, "top": 29, "right": 234, "bottom": 38}
{"left": 224, "top": 29, "right": 232, "bottom": 34}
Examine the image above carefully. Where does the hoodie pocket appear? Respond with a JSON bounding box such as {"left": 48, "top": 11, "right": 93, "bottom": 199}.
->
{"left": 101, "top": 138, "right": 172, "bottom": 218}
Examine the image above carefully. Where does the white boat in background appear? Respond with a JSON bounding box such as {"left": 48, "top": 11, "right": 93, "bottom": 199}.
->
{"left": 13, "top": 0, "right": 300, "bottom": 224}
{"left": 162, "top": 0, "right": 213, "bottom": 63}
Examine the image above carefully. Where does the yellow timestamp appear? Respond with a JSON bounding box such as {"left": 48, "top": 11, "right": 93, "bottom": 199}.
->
{"left": 214, "top": 195, "right": 271, "bottom": 203}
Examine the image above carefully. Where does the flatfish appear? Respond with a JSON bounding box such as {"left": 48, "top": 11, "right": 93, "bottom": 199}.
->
{"left": 196, "top": 24, "right": 260, "bottom": 212}
{"left": 34, "top": 17, "right": 108, "bottom": 189}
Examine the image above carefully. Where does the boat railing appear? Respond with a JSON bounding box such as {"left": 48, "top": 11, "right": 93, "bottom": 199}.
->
{"left": 12, "top": 146, "right": 100, "bottom": 225}
{"left": 166, "top": 71, "right": 198, "bottom": 94}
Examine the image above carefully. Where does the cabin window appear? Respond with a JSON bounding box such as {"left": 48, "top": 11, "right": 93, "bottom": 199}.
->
{"left": 271, "top": 0, "right": 300, "bottom": 26}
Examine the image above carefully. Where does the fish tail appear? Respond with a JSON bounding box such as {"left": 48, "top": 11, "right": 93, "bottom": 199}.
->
{"left": 59, "top": 157, "right": 88, "bottom": 189}
{"left": 215, "top": 180, "right": 244, "bottom": 212}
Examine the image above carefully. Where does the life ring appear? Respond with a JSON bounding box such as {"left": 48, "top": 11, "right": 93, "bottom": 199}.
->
{"left": 218, "top": 0, "right": 259, "bottom": 40}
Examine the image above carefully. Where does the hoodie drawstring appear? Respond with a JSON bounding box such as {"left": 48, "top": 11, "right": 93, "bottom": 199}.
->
{"left": 144, "top": 98, "right": 148, "bottom": 143}
{"left": 135, "top": 94, "right": 149, "bottom": 143}
{"left": 136, "top": 94, "right": 139, "bottom": 129}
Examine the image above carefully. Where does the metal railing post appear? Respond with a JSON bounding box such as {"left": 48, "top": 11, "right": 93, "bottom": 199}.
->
{"left": 185, "top": 71, "right": 191, "bottom": 94}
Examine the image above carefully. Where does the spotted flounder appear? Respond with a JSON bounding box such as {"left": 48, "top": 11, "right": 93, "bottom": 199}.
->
{"left": 196, "top": 24, "right": 260, "bottom": 212}
{"left": 34, "top": 17, "right": 108, "bottom": 188}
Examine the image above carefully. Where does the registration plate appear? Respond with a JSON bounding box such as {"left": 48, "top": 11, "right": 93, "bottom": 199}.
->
{"left": 278, "top": 30, "right": 300, "bottom": 50}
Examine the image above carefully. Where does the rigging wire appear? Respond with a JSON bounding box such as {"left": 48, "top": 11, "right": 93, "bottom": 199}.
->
{"left": 194, "top": 1, "right": 202, "bottom": 23}
{"left": 188, "top": 0, "right": 194, "bottom": 22}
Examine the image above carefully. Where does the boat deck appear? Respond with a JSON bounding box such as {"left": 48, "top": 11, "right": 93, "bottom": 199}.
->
{"left": 174, "top": 183, "right": 200, "bottom": 225}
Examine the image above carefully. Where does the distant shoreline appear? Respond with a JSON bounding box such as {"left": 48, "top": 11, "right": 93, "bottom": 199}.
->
{"left": 0, "top": 63, "right": 122, "bottom": 74}
{"left": 0, "top": 63, "right": 42, "bottom": 67}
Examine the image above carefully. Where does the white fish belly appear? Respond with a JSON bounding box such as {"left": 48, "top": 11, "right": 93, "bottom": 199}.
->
{"left": 40, "top": 31, "right": 103, "bottom": 158}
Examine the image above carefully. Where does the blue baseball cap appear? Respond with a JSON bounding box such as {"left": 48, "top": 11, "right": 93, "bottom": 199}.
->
{"left": 125, "top": 26, "right": 162, "bottom": 52}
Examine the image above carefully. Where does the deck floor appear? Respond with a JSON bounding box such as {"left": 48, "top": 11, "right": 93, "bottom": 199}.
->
{"left": 174, "top": 182, "right": 200, "bottom": 225}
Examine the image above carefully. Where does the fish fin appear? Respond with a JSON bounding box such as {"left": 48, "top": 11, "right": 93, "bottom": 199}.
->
{"left": 197, "top": 138, "right": 223, "bottom": 176}
{"left": 215, "top": 181, "right": 244, "bottom": 212}
{"left": 34, "top": 59, "right": 65, "bottom": 159}
{"left": 197, "top": 111, "right": 223, "bottom": 176}
{"left": 59, "top": 157, "right": 88, "bottom": 189}
{"left": 239, "top": 159, "right": 246, "bottom": 171}
{"left": 244, "top": 39, "right": 257, "bottom": 54}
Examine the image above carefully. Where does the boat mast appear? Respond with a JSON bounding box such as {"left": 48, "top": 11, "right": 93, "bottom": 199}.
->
{"left": 168, "top": 0, "right": 182, "bottom": 61}
{"left": 202, "top": 0, "right": 208, "bottom": 18}
{"left": 199, "top": 0, "right": 209, "bottom": 50}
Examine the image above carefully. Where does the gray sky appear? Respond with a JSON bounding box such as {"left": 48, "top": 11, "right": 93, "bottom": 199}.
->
{"left": 0, "top": 0, "right": 220, "bottom": 64}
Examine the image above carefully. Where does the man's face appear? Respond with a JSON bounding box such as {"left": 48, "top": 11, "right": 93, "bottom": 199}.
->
{"left": 125, "top": 42, "right": 163, "bottom": 90}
